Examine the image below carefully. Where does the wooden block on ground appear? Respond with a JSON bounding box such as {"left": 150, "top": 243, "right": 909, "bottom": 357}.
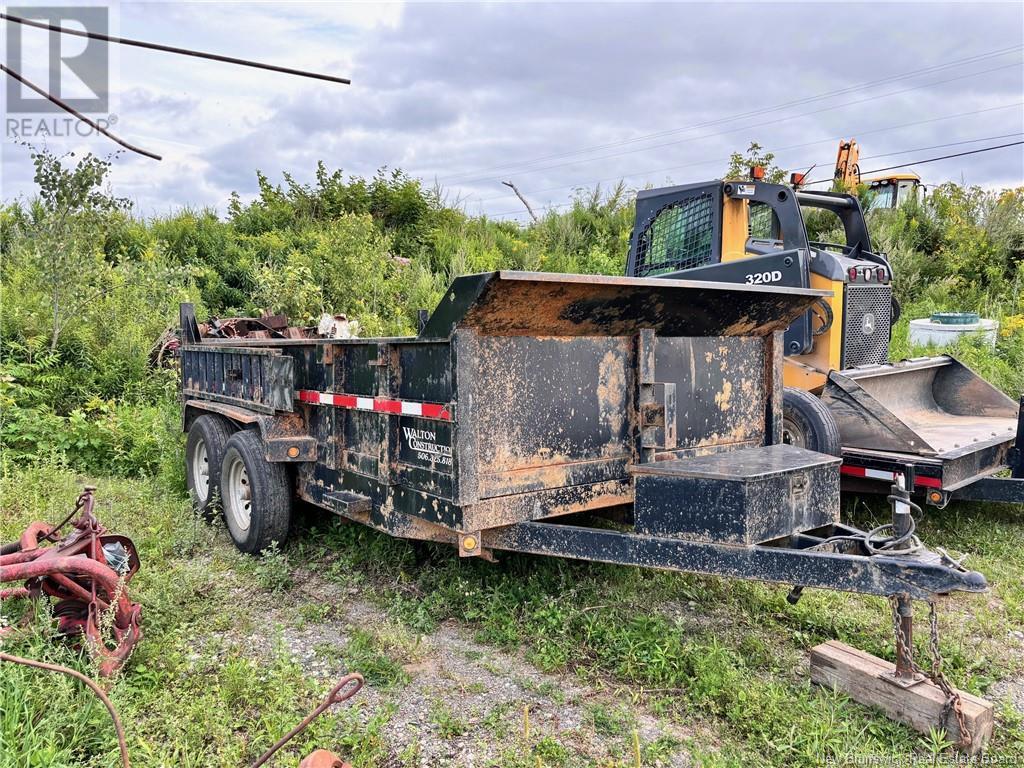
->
{"left": 810, "top": 640, "right": 993, "bottom": 755}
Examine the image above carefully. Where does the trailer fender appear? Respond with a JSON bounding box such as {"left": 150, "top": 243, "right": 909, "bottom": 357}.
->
{"left": 184, "top": 400, "right": 316, "bottom": 463}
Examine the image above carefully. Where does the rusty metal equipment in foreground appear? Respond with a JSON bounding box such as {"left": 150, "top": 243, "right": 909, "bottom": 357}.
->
{"left": 0, "top": 487, "right": 143, "bottom": 677}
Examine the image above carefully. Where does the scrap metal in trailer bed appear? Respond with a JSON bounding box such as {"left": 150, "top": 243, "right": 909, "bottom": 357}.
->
{"left": 177, "top": 271, "right": 984, "bottom": 606}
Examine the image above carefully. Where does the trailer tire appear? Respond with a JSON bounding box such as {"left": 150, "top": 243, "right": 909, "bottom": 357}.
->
{"left": 782, "top": 387, "right": 842, "bottom": 456}
{"left": 186, "top": 415, "right": 233, "bottom": 519}
{"left": 220, "top": 430, "right": 292, "bottom": 555}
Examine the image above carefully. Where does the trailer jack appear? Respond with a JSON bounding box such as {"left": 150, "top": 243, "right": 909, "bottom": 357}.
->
{"left": 0, "top": 487, "right": 142, "bottom": 677}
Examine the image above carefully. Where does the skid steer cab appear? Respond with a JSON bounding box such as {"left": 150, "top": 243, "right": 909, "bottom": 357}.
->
{"left": 624, "top": 180, "right": 1024, "bottom": 507}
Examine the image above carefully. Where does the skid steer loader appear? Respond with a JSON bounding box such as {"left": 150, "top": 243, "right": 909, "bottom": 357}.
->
{"left": 624, "top": 178, "right": 1024, "bottom": 507}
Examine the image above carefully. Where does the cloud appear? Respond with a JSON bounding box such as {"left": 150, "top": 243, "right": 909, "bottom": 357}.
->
{"left": 2, "top": 1, "right": 1021, "bottom": 217}
{"left": 121, "top": 88, "right": 199, "bottom": 119}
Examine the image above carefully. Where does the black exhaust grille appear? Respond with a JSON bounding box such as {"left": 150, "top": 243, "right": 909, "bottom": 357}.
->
{"left": 633, "top": 193, "right": 715, "bottom": 277}
{"left": 842, "top": 284, "right": 892, "bottom": 368}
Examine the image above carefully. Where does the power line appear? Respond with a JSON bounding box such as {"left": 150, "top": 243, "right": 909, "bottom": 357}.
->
{"left": 859, "top": 141, "right": 1024, "bottom": 177}
{"left": 858, "top": 133, "right": 1024, "bottom": 162}
{"left": 489, "top": 139, "right": 1024, "bottom": 220}
{"left": 475, "top": 104, "right": 1024, "bottom": 206}
{"left": 1, "top": 11, "right": 354, "bottom": 160}
{"left": 1, "top": 12, "right": 351, "bottom": 85}
{"left": 447, "top": 61, "right": 1022, "bottom": 188}
{"left": 442, "top": 44, "right": 1021, "bottom": 182}
{"left": 436, "top": 43, "right": 1022, "bottom": 183}
{"left": 479, "top": 125, "right": 1023, "bottom": 206}
{"left": 783, "top": 141, "right": 1024, "bottom": 186}
{"left": 775, "top": 132, "right": 1024, "bottom": 180}
{"left": 0, "top": 63, "right": 161, "bottom": 160}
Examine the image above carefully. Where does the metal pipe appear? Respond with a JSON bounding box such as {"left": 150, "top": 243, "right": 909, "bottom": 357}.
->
{"left": 889, "top": 476, "right": 918, "bottom": 680}
{"left": 892, "top": 474, "right": 913, "bottom": 544}
{"left": 794, "top": 191, "right": 856, "bottom": 209}
{"left": 0, "top": 63, "right": 162, "bottom": 160}
{"left": 1, "top": 13, "right": 351, "bottom": 85}
{"left": 0, "top": 652, "right": 131, "bottom": 768}
{"left": 250, "top": 674, "right": 364, "bottom": 768}
{"left": 0, "top": 555, "right": 130, "bottom": 613}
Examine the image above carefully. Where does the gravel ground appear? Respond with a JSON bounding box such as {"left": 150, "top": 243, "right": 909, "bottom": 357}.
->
{"left": 224, "top": 569, "right": 695, "bottom": 766}
{"left": 990, "top": 676, "right": 1024, "bottom": 718}
{"left": 191, "top": 554, "right": 1024, "bottom": 766}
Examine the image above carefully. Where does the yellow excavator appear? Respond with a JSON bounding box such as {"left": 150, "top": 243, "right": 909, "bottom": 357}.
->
{"left": 624, "top": 174, "right": 1023, "bottom": 507}
{"left": 833, "top": 138, "right": 923, "bottom": 208}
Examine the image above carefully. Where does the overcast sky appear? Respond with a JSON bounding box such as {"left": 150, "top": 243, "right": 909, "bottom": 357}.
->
{"left": 1, "top": 1, "right": 1022, "bottom": 222}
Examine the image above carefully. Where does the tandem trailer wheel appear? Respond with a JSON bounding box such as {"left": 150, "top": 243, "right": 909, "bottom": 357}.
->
{"left": 220, "top": 429, "right": 293, "bottom": 555}
{"left": 782, "top": 387, "right": 842, "bottom": 456}
{"left": 186, "top": 414, "right": 234, "bottom": 519}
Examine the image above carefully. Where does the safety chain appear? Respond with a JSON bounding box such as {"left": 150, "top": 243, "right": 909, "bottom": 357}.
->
{"left": 888, "top": 595, "right": 970, "bottom": 748}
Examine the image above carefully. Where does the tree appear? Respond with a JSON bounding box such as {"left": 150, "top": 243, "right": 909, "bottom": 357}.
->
{"left": 724, "top": 142, "right": 786, "bottom": 183}
{"left": 15, "top": 150, "right": 129, "bottom": 351}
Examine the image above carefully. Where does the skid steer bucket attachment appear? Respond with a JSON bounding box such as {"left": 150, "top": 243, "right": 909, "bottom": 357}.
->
{"left": 822, "top": 357, "right": 1020, "bottom": 489}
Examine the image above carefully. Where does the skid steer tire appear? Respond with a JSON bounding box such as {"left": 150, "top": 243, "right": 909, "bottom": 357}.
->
{"left": 186, "top": 415, "right": 234, "bottom": 519}
{"left": 781, "top": 387, "right": 842, "bottom": 456}
{"left": 220, "top": 429, "right": 292, "bottom": 555}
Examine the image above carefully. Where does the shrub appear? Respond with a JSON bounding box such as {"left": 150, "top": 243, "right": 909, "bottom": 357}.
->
{"left": 3, "top": 146, "right": 1024, "bottom": 486}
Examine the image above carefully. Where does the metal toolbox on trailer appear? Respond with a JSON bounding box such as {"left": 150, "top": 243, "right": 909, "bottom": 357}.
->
{"left": 633, "top": 444, "right": 840, "bottom": 544}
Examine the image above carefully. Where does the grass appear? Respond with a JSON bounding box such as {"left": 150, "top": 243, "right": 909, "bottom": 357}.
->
{"left": 2, "top": 460, "right": 1023, "bottom": 766}
{"left": 429, "top": 701, "right": 469, "bottom": 739}
{"left": 0, "top": 466, "right": 394, "bottom": 768}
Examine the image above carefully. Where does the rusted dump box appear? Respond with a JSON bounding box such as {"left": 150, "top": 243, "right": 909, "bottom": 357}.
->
{"left": 184, "top": 273, "right": 811, "bottom": 529}
{"left": 180, "top": 271, "right": 986, "bottom": 600}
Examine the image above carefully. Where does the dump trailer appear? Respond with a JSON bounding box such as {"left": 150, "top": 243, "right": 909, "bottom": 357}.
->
{"left": 624, "top": 180, "right": 1024, "bottom": 507}
{"left": 177, "top": 272, "right": 983, "bottom": 608}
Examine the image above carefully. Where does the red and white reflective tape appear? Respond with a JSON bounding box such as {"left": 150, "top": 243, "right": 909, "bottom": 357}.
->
{"left": 296, "top": 389, "right": 451, "bottom": 421}
{"left": 840, "top": 464, "right": 942, "bottom": 489}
